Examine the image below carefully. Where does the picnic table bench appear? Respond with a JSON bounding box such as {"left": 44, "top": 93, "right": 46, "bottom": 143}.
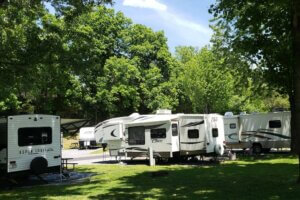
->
{"left": 70, "top": 142, "right": 79, "bottom": 149}
{"left": 62, "top": 158, "right": 78, "bottom": 171}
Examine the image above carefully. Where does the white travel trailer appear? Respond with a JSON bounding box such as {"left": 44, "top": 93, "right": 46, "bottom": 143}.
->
{"left": 224, "top": 112, "right": 291, "bottom": 153}
{"left": 124, "top": 112, "right": 225, "bottom": 159}
{"left": 0, "top": 114, "right": 61, "bottom": 176}
{"left": 79, "top": 127, "right": 96, "bottom": 149}
{"left": 94, "top": 113, "right": 142, "bottom": 156}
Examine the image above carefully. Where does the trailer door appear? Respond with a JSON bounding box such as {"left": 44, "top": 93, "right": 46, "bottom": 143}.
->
{"left": 224, "top": 117, "right": 239, "bottom": 145}
{"left": 171, "top": 122, "right": 179, "bottom": 152}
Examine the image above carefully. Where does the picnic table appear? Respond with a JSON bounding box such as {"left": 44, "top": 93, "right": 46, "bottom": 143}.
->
{"left": 70, "top": 142, "right": 79, "bottom": 149}
{"left": 62, "top": 158, "right": 78, "bottom": 171}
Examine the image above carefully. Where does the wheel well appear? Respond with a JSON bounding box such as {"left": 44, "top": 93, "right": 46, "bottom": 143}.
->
{"left": 252, "top": 143, "right": 262, "bottom": 147}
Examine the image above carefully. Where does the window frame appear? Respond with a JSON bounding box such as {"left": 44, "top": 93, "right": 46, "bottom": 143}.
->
{"left": 269, "top": 120, "right": 281, "bottom": 128}
{"left": 172, "top": 124, "right": 178, "bottom": 136}
{"left": 151, "top": 128, "right": 167, "bottom": 139}
{"left": 229, "top": 123, "right": 236, "bottom": 129}
{"left": 212, "top": 128, "right": 219, "bottom": 138}
{"left": 128, "top": 126, "right": 145, "bottom": 145}
{"left": 188, "top": 129, "right": 199, "bottom": 139}
{"left": 18, "top": 127, "right": 52, "bottom": 147}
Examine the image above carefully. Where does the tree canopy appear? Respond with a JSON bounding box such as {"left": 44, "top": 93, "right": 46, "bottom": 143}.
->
{"left": 0, "top": 0, "right": 289, "bottom": 123}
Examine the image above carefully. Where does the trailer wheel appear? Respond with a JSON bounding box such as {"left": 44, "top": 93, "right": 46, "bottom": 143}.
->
{"left": 30, "top": 157, "right": 48, "bottom": 175}
{"left": 252, "top": 144, "right": 262, "bottom": 154}
{"left": 263, "top": 148, "right": 271, "bottom": 153}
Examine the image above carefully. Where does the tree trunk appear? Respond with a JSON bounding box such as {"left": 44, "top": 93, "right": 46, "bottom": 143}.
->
{"left": 292, "top": 0, "right": 300, "bottom": 183}
{"left": 298, "top": 153, "right": 300, "bottom": 183}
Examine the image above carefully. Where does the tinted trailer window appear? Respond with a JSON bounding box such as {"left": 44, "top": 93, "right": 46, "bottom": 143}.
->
{"left": 128, "top": 126, "right": 145, "bottom": 145}
{"left": 269, "top": 120, "right": 281, "bottom": 128}
{"left": 18, "top": 127, "right": 52, "bottom": 146}
{"left": 0, "top": 120, "right": 7, "bottom": 150}
{"left": 188, "top": 129, "right": 199, "bottom": 138}
{"left": 172, "top": 124, "right": 178, "bottom": 136}
{"left": 151, "top": 128, "right": 166, "bottom": 138}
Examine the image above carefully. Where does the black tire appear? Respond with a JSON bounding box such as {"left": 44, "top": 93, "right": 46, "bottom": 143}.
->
{"left": 30, "top": 157, "right": 48, "bottom": 174}
{"left": 252, "top": 144, "right": 262, "bottom": 154}
{"left": 263, "top": 148, "right": 271, "bottom": 153}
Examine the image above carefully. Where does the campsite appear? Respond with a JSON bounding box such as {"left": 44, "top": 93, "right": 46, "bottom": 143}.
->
{"left": 0, "top": 154, "right": 300, "bottom": 199}
{"left": 1, "top": 0, "right": 300, "bottom": 199}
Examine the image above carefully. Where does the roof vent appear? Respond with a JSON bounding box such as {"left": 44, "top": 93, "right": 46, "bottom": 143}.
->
{"left": 129, "top": 113, "right": 139, "bottom": 118}
{"left": 156, "top": 109, "right": 172, "bottom": 115}
{"left": 224, "top": 112, "right": 234, "bottom": 117}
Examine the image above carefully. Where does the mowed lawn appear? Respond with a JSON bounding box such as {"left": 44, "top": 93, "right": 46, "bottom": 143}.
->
{"left": 0, "top": 155, "right": 300, "bottom": 200}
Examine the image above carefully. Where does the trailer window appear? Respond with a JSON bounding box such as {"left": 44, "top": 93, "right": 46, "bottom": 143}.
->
{"left": 230, "top": 123, "right": 236, "bottom": 129}
{"left": 18, "top": 127, "right": 52, "bottom": 146}
{"left": 151, "top": 129, "right": 166, "bottom": 139}
{"left": 188, "top": 129, "right": 199, "bottom": 138}
{"left": 212, "top": 128, "right": 218, "bottom": 137}
{"left": 172, "top": 124, "right": 178, "bottom": 136}
{"left": 128, "top": 126, "right": 145, "bottom": 145}
{"left": 269, "top": 120, "right": 281, "bottom": 128}
{"left": 0, "top": 122, "right": 7, "bottom": 149}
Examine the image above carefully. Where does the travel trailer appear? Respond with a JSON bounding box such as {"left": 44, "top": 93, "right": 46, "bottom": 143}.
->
{"left": 224, "top": 112, "right": 291, "bottom": 153}
{"left": 94, "top": 113, "right": 142, "bottom": 156}
{"left": 0, "top": 114, "right": 61, "bottom": 176}
{"left": 124, "top": 111, "right": 225, "bottom": 159}
{"left": 79, "top": 127, "right": 96, "bottom": 149}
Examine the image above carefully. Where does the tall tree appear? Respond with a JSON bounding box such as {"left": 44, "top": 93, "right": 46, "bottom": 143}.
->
{"left": 0, "top": 0, "right": 47, "bottom": 114}
{"left": 292, "top": 0, "right": 300, "bottom": 183}
{"left": 176, "top": 47, "right": 234, "bottom": 113}
{"left": 210, "top": 0, "right": 300, "bottom": 182}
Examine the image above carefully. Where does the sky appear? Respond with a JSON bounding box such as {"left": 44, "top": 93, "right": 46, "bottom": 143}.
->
{"left": 112, "top": 0, "right": 216, "bottom": 52}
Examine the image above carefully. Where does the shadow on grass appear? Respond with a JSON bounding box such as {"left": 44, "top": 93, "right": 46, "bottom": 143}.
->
{"left": 235, "top": 153, "right": 296, "bottom": 162}
{"left": 88, "top": 163, "right": 300, "bottom": 200}
{"left": 0, "top": 156, "right": 299, "bottom": 200}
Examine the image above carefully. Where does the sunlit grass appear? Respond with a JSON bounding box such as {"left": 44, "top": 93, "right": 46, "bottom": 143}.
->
{"left": 0, "top": 155, "right": 299, "bottom": 200}
{"left": 63, "top": 134, "right": 79, "bottom": 149}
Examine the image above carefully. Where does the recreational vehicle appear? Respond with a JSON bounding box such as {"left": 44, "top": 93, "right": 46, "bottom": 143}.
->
{"left": 79, "top": 127, "right": 96, "bottom": 149}
{"left": 0, "top": 114, "right": 61, "bottom": 176}
{"left": 124, "top": 111, "right": 225, "bottom": 159}
{"left": 94, "top": 113, "right": 142, "bottom": 156}
{"left": 224, "top": 112, "right": 291, "bottom": 153}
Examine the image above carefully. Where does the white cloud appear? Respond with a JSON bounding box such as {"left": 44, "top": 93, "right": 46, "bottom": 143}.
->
{"left": 121, "top": 0, "right": 212, "bottom": 50}
{"left": 160, "top": 12, "right": 212, "bottom": 36}
{"left": 123, "top": 0, "right": 167, "bottom": 11}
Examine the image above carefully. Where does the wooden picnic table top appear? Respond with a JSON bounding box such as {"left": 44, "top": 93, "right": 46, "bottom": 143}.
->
{"left": 62, "top": 158, "right": 73, "bottom": 160}
{"left": 62, "top": 158, "right": 73, "bottom": 163}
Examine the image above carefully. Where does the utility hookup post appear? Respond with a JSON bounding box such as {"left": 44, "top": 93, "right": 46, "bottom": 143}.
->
{"left": 149, "top": 147, "right": 155, "bottom": 166}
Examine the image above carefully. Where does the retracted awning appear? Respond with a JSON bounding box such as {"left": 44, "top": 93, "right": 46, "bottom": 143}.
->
{"left": 61, "top": 118, "right": 93, "bottom": 134}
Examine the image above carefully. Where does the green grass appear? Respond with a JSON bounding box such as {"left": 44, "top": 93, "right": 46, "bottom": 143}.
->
{"left": 63, "top": 133, "right": 79, "bottom": 149}
{"left": 1, "top": 155, "right": 300, "bottom": 200}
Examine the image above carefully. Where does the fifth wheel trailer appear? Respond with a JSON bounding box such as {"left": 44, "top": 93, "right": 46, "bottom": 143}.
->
{"left": 0, "top": 114, "right": 61, "bottom": 176}
{"left": 95, "top": 110, "right": 226, "bottom": 159}
{"left": 224, "top": 112, "right": 291, "bottom": 153}
{"left": 124, "top": 112, "right": 225, "bottom": 159}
